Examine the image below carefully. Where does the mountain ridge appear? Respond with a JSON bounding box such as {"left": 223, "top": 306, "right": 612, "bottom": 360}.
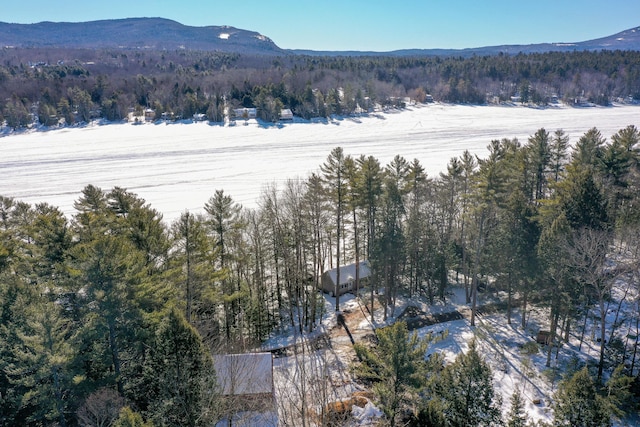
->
{"left": 0, "top": 18, "right": 639, "bottom": 56}
{"left": 0, "top": 17, "right": 285, "bottom": 55}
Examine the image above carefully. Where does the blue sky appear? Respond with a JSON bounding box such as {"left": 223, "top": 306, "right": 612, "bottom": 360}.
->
{"left": 3, "top": 0, "right": 639, "bottom": 51}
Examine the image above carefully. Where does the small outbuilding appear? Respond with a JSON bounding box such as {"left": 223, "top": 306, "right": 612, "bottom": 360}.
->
{"left": 279, "top": 108, "right": 293, "bottom": 121}
{"left": 214, "top": 352, "right": 277, "bottom": 426}
{"left": 320, "top": 260, "right": 371, "bottom": 297}
{"left": 536, "top": 330, "right": 552, "bottom": 345}
{"left": 144, "top": 108, "right": 156, "bottom": 121}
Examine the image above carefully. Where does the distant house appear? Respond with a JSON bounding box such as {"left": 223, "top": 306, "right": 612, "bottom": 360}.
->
{"left": 161, "top": 111, "right": 174, "bottom": 121}
{"left": 214, "top": 352, "right": 277, "bottom": 426}
{"left": 144, "top": 108, "right": 156, "bottom": 121}
{"left": 320, "top": 260, "right": 371, "bottom": 296}
{"left": 233, "top": 107, "right": 257, "bottom": 120}
{"left": 574, "top": 96, "right": 590, "bottom": 106}
{"left": 279, "top": 108, "right": 293, "bottom": 121}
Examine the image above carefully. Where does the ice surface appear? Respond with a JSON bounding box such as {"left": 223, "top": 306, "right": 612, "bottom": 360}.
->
{"left": 1, "top": 103, "right": 638, "bottom": 224}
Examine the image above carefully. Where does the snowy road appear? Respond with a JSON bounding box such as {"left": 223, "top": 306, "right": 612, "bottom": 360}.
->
{"left": 1, "top": 103, "right": 638, "bottom": 223}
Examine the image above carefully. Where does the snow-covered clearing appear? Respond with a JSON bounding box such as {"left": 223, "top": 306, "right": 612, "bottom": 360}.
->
{"left": 1, "top": 103, "right": 639, "bottom": 224}
{"left": 268, "top": 279, "right": 639, "bottom": 426}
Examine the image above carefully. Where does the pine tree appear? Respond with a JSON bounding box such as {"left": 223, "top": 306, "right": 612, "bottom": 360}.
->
{"left": 5, "top": 296, "right": 76, "bottom": 427}
{"left": 320, "top": 147, "right": 348, "bottom": 311}
{"left": 355, "top": 155, "right": 383, "bottom": 323}
{"left": 354, "top": 321, "right": 431, "bottom": 426}
{"left": 405, "top": 158, "right": 430, "bottom": 299}
{"left": 170, "top": 211, "right": 221, "bottom": 325}
{"left": 506, "top": 389, "right": 528, "bottom": 427}
{"left": 373, "top": 171, "right": 406, "bottom": 319}
{"left": 204, "top": 190, "right": 242, "bottom": 270}
{"left": 549, "top": 129, "right": 570, "bottom": 183}
{"left": 571, "top": 127, "right": 606, "bottom": 171}
{"left": 107, "top": 187, "right": 169, "bottom": 273}
{"left": 428, "top": 339, "right": 502, "bottom": 427}
{"left": 552, "top": 367, "right": 611, "bottom": 427}
{"left": 205, "top": 189, "right": 243, "bottom": 343}
{"left": 526, "top": 128, "right": 551, "bottom": 201}
{"left": 142, "top": 308, "right": 219, "bottom": 427}
{"left": 469, "top": 140, "right": 508, "bottom": 326}
{"left": 72, "top": 233, "right": 148, "bottom": 395}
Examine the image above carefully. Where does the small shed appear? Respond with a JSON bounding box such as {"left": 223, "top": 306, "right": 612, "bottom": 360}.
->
{"left": 279, "top": 108, "right": 293, "bottom": 121}
{"left": 320, "top": 260, "right": 371, "bottom": 297}
{"left": 536, "top": 330, "right": 551, "bottom": 345}
{"left": 214, "top": 352, "right": 277, "bottom": 426}
{"left": 144, "top": 108, "right": 156, "bottom": 121}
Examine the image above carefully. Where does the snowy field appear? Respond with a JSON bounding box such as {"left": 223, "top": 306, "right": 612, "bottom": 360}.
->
{"left": 1, "top": 103, "right": 639, "bottom": 224}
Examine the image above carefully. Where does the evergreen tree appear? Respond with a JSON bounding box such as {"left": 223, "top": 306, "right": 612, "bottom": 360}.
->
{"left": 571, "top": 127, "right": 606, "bottom": 171}
{"left": 320, "top": 147, "right": 348, "bottom": 311}
{"left": 0, "top": 276, "right": 41, "bottom": 425}
{"left": 506, "top": 389, "right": 528, "bottom": 427}
{"left": 107, "top": 187, "right": 169, "bottom": 273}
{"left": 405, "top": 158, "right": 431, "bottom": 299}
{"left": 170, "top": 211, "right": 222, "bottom": 325}
{"left": 303, "top": 173, "right": 329, "bottom": 333}
{"left": 354, "top": 321, "right": 432, "bottom": 426}
{"left": 6, "top": 297, "right": 76, "bottom": 427}
{"left": 468, "top": 140, "right": 508, "bottom": 326}
{"left": 558, "top": 163, "right": 608, "bottom": 231}
{"left": 142, "top": 308, "right": 218, "bottom": 427}
{"left": 71, "top": 232, "right": 148, "bottom": 395}
{"left": 373, "top": 170, "right": 406, "bottom": 319}
{"left": 458, "top": 150, "right": 477, "bottom": 303}
{"left": 552, "top": 367, "right": 611, "bottom": 427}
{"left": 427, "top": 339, "right": 502, "bottom": 427}
{"left": 599, "top": 126, "right": 638, "bottom": 223}
{"left": 355, "top": 155, "right": 383, "bottom": 323}
{"left": 204, "top": 189, "right": 242, "bottom": 270}
{"left": 526, "top": 128, "right": 551, "bottom": 201}
{"left": 205, "top": 190, "right": 243, "bottom": 343}
{"left": 549, "top": 129, "right": 570, "bottom": 183}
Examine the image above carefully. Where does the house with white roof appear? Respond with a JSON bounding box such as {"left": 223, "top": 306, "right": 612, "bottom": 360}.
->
{"left": 320, "top": 260, "right": 371, "bottom": 296}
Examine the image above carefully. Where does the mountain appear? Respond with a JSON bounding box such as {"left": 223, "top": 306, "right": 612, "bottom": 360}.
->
{"left": 292, "top": 26, "right": 640, "bottom": 57}
{"left": 0, "top": 17, "right": 285, "bottom": 55}
{"left": 0, "top": 18, "right": 638, "bottom": 57}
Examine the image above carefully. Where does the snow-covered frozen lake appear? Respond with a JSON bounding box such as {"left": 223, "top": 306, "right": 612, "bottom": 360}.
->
{"left": 1, "top": 103, "right": 638, "bottom": 224}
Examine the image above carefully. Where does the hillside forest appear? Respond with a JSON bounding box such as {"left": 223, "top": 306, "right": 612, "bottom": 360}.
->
{"left": 1, "top": 48, "right": 640, "bottom": 128}
{"left": 2, "top": 120, "right": 640, "bottom": 425}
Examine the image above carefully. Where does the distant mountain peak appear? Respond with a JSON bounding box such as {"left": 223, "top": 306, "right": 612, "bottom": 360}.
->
{"left": 0, "top": 17, "right": 285, "bottom": 55}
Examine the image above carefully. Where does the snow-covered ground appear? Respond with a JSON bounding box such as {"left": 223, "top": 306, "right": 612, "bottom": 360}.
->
{"left": 1, "top": 103, "right": 639, "bottom": 224}
{"left": 270, "top": 278, "right": 639, "bottom": 426}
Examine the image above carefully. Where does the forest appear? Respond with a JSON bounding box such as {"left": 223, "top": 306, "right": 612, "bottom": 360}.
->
{"left": 1, "top": 47, "right": 640, "bottom": 128}
{"left": 1, "top": 119, "right": 640, "bottom": 425}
